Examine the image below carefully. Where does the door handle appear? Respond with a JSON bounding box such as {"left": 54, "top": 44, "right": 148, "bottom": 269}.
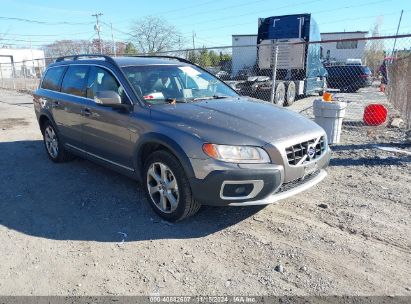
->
{"left": 51, "top": 100, "right": 60, "bottom": 108}
{"left": 83, "top": 108, "right": 92, "bottom": 117}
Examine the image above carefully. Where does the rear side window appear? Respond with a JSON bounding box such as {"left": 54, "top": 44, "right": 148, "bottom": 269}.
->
{"left": 61, "top": 65, "right": 89, "bottom": 97}
{"left": 41, "top": 66, "right": 66, "bottom": 91}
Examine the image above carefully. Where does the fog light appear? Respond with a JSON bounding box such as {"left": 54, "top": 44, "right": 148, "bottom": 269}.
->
{"left": 223, "top": 183, "right": 254, "bottom": 198}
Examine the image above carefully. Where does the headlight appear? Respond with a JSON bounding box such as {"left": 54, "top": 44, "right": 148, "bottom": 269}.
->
{"left": 202, "top": 143, "right": 271, "bottom": 163}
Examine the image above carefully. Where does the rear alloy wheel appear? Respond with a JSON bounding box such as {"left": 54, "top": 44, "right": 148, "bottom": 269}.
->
{"left": 42, "top": 121, "right": 73, "bottom": 162}
{"left": 285, "top": 81, "right": 296, "bottom": 106}
{"left": 144, "top": 150, "right": 201, "bottom": 221}
{"left": 274, "top": 82, "right": 286, "bottom": 106}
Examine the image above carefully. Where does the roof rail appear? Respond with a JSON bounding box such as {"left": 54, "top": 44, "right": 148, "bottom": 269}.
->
{"left": 55, "top": 54, "right": 117, "bottom": 65}
{"left": 128, "top": 55, "right": 192, "bottom": 64}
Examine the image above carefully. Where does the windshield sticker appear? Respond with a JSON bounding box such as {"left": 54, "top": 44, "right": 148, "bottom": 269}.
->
{"left": 178, "top": 66, "right": 201, "bottom": 76}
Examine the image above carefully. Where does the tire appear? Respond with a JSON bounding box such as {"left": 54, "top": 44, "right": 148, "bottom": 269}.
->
{"left": 342, "top": 85, "right": 358, "bottom": 93}
{"left": 285, "top": 81, "right": 296, "bottom": 106}
{"left": 143, "top": 150, "right": 201, "bottom": 222}
{"left": 42, "top": 121, "right": 73, "bottom": 163}
{"left": 274, "top": 82, "right": 286, "bottom": 106}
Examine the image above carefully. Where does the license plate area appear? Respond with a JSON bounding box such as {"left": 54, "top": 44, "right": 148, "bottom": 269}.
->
{"left": 304, "top": 162, "right": 318, "bottom": 176}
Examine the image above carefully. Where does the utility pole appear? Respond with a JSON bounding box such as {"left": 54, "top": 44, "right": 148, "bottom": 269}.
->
{"left": 92, "top": 13, "right": 103, "bottom": 54}
{"left": 192, "top": 31, "right": 196, "bottom": 50}
{"left": 391, "top": 9, "right": 404, "bottom": 59}
{"left": 110, "top": 22, "right": 116, "bottom": 56}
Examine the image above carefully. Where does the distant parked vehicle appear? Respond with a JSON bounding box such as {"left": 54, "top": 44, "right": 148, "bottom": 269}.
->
{"left": 235, "top": 14, "right": 327, "bottom": 106}
{"left": 235, "top": 68, "right": 254, "bottom": 80}
{"left": 325, "top": 65, "right": 372, "bottom": 93}
{"left": 215, "top": 70, "right": 231, "bottom": 80}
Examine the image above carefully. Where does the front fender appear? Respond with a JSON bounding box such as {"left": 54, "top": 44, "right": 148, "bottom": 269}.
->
{"left": 133, "top": 132, "right": 197, "bottom": 182}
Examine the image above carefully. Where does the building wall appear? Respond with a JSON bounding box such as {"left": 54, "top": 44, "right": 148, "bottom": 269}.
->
{"left": 231, "top": 35, "right": 258, "bottom": 77}
{"left": 0, "top": 48, "right": 45, "bottom": 78}
{"left": 320, "top": 32, "right": 367, "bottom": 63}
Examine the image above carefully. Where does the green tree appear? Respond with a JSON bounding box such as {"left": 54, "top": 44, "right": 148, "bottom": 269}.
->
{"left": 124, "top": 42, "right": 138, "bottom": 55}
{"left": 198, "top": 48, "right": 211, "bottom": 67}
{"left": 219, "top": 52, "right": 232, "bottom": 62}
{"left": 187, "top": 50, "right": 199, "bottom": 64}
{"left": 208, "top": 50, "right": 220, "bottom": 66}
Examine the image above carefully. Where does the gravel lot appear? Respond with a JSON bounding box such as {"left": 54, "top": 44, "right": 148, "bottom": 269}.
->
{"left": 0, "top": 88, "right": 410, "bottom": 296}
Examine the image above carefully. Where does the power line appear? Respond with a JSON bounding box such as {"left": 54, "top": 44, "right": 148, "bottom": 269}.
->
{"left": 103, "top": 0, "right": 323, "bottom": 39}
{"left": 177, "top": 0, "right": 321, "bottom": 30}
{"left": 0, "top": 38, "right": 82, "bottom": 43}
{"left": 318, "top": 9, "right": 410, "bottom": 25}
{"left": 189, "top": 8, "right": 410, "bottom": 41}
{"left": 0, "top": 31, "right": 91, "bottom": 37}
{"left": 0, "top": 16, "right": 93, "bottom": 25}
{"left": 109, "top": 0, "right": 222, "bottom": 25}
{"left": 181, "top": 0, "right": 394, "bottom": 36}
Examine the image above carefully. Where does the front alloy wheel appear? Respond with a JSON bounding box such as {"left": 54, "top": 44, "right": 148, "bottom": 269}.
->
{"left": 143, "top": 150, "right": 201, "bottom": 221}
{"left": 147, "top": 162, "right": 179, "bottom": 214}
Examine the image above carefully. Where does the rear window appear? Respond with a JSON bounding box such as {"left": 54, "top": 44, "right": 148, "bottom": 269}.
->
{"left": 41, "top": 66, "right": 67, "bottom": 91}
{"left": 327, "top": 66, "right": 365, "bottom": 77}
{"left": 61, "top": 65, "right": 89, "bottom": 97}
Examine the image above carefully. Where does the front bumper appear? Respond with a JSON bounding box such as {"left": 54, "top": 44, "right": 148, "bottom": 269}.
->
{"left": 228, "top": 169, "right": 327, "bottom": 206}
{"left": 189, "top": 164, "right": 284, "bottom": 206}
{"left": 189, "top": 148, "right": 330, "bottom": 206}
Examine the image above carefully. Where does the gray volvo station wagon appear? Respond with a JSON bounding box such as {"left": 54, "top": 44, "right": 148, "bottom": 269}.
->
{"left": 33, "top": 55, "right": 331, "bottom": 221}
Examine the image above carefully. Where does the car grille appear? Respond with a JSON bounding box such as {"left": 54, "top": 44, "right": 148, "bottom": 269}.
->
{"left": 276, "top": 170, "right": 321, "bottom": 194}
{"left": 285, "top": 136, "right": 326, "bottom": 165}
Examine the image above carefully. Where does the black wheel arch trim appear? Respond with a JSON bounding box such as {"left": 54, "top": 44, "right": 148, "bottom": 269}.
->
{"left": 133, "top": 133, "right": 196, "bottom": 182}
{"left": 38, "top": 111, "right": 58, "bottom": 134}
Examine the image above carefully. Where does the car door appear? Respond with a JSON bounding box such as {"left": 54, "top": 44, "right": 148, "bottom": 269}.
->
{"left": 81, "top": 65, "right": 134, "bottom": 169}
{"left": 48, "top": 65, "right": 88, "bottom": 148}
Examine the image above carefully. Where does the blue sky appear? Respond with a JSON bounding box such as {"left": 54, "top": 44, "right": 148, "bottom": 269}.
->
{"left": 0, "top": 0, "right": 410, "bottom": 49}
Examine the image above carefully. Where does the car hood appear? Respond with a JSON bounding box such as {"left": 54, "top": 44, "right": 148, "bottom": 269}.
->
{"left": 149, "top": 97, "right": 324, "bottom": 146}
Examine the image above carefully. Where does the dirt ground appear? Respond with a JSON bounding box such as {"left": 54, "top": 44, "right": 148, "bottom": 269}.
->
{"left": 0, "top": 88, "right": 410, "bottom": 296}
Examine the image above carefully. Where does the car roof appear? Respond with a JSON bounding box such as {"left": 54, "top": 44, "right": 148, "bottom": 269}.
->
{"left": 50, "top": 55, "right": 187, "bottom": 69}
{"left": 113, "top": 56, "right": 184, "bottom": 67}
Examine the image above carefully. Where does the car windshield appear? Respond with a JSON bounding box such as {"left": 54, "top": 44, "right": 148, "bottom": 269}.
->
{"left": 122, "top": 64, "right": 238, "bottom": 104}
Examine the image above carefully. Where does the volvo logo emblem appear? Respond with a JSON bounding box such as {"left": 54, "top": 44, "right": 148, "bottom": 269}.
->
{"left": 307, "top": 145, "right": 316, "bottom": 159}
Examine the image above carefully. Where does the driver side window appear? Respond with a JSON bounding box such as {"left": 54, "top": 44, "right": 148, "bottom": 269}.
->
{"left": 86, "top": 66, "right": 125, "bottom": 102}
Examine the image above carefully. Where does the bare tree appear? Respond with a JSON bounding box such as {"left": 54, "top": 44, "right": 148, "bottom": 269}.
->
{"left": 364, "top": 17, "right": 386, "bottom": 75}
{"left": 129, "top": 16, "right": 185, "bottom": 54}
{"left": 43, "top": 40, "right": 93, "bottom": 58}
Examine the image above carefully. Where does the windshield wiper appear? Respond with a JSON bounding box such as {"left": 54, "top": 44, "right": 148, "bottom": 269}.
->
{"left": 192, "top": 95, "right": 230, "bottom": 101}
{"left": 165, "top": 98, "right": 187, "bottom": 104}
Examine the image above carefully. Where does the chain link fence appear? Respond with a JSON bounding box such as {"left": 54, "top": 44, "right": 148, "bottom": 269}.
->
{"left": 0, "top": 35, "right": 410, "bottom": 145}
{"left": 385, "top": 53, "right": 411, "bottom": 129}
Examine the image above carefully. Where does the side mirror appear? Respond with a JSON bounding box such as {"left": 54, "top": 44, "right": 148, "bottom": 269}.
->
{"left": 95, "top": 90, "right": 122, "bottom": 106}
